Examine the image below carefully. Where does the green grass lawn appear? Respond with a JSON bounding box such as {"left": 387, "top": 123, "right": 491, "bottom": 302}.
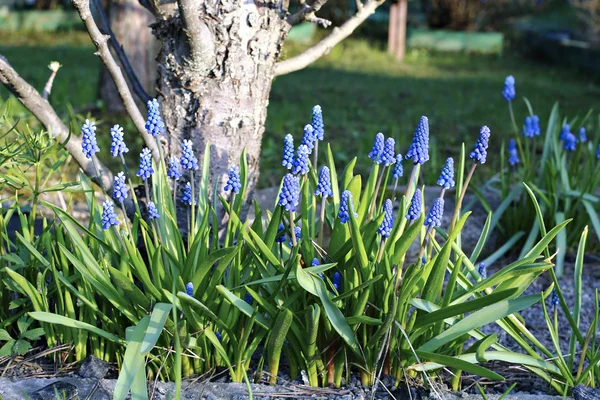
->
{"left": 1, "top": 32, "right": 599, "bottom": 187}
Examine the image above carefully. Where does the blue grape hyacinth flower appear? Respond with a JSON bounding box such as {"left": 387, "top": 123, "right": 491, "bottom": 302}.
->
{"left": 110, "top": 124, "right": 129, "bottom": 157}
{"left": 224, "top": 165, "right": 242, "bottom": 194}
{"left": 532, "top": 115, "right": 541, "bottom": 136}
{"left": 101, "top": 201, "right": 119, "bottom": 230}
{"left": 181, "top": 182, "right": 193, "bottom": 205}
{"left": 596, "top": 144, "right": 600, "bottom": 160}
{"left": 338, "top": 190, "right": 357, "bottom": 224}
{"left": 425, "top": 198, "right": 444, "bottom": 228}
{"left": 378, "top": 199, "right": 394, "bottom": 238}
{"left": 560, "top": 124, "right": 571, "bottom": 141}
{"left": 279, "top": 174, "right": 300, "bottom": 212}
{"left": 185, "top": 282, "right": 194, "bottom": 296}
{"left": 293, "top": 144, "right": 310, "bottom": 175}
{"left": 148, "top": 201, "right": 160, "bottom": 219}
{"left": 282, "top": 134, "right": 295, "bottom": 170}
{"left": 502, "top": 75, "right": 516, "bottom": 101}
{"left": 276, "top": 223, "right": 286, "bottom": 243}
{"left": 579, "top": 127, "right": 587, "bottom": 143}
{"left": 136, "top": 148, "right": 154, "bottom": 181}
{"left": 551, "top": 289, "right": 559, "bottom": 307}
{"left": 380, "top": 138, "right": 396, "bottom": 166}
{"left": 314, "top": 166, "right": 333, "bottom": 198}
{"left": 244, "top": 292, "right": 253, "bottom": 305}
{"left": 508, "top": 139, "right": 520, "bottom": 166}
{"left": 301, "top": 124, "right": 315, "bottom": 153}
{"left": 289, "top": 226, "right": 301, "bottom": 247}
{"left": 180, "top": 140, "right": 198, "bottom": 171}
{"left": 368, "top": 133, "right": 385, "bottom": 162}
{"left": 112, "top": 172, "right": 129, "bottom": 203}
{"left": 470, "top": 126, "right": 491, "bottom": 164}
{"left": 478, "top": 263, "right": 487, "bottom": 279}
{"left": 333, "top": 272, "right": 341, "bottom": 292}
{"left": 81, "top": 119, "right": 100, "bottom": 159}
{"left": 523, "top": 116, "right": 535, "bottom": 138}
{"left": 392, "top": 154, "right": 403, "bottom": 178}
{"left": 406, "top": 189, "right": 422, "bottom": 221}
{"left": 406, "top": 116, "right": 430, "bottom": 164}
{"left": 312, "top": 105, "right": 324, "bottom": 141}
{"left": 311, "top": 258, "right": 320, "bottom": 266}
{"left": 437, "top": 158, "right": 455, "bottom": 189}
{"left": 145, "top": 99, "right": 165, "bottom": 137}
{"left": 167, "top": 156, "right": 182, "bottom": 180}
{"left": 564, "top": 133, "right": 577, "bottom": 152}
{"left": 215, "top": 332, "right": 222, "bottom": 342}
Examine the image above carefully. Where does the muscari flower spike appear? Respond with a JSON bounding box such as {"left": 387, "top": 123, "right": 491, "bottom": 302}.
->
{"left": 523, "top": 116, "right": 535, "bottom": 138}
{"left": 338, "top": 190, "right": 357, "bottom": 224}
{"left": 560, "top": 124, "right": 570, "bottom": 141}
{"left": 312, "top": 105, "right": 324, "bottom": 141}
{"left": 244, "top": 292, "right": 253, "bottom": 305}
{"left": 470, "top": 126, "right": 491, "bottom": 164}
{"left": 301, "top": 124, "right": 315, "bottom": 153}
{"left": 406, "top": 189, "right": 422, "bottom": 221}
{"left": 564, "top": 133, "right": 577, "bottom": 152}
{"left": 579, "top": 127, "right": 587, "bottom": 143}
{"left": 112, "top": 172, "right": 129, "bottom": 203}
{"left": 81, "top": 119, "right": 100, "bottom": 159}
{"left": 379, "top": 138, "right": 396, "bottom": 166}
{"left": 185, "top": 282, "right": 194, "bottom": 296}
{"left": 508, "top": 138, "right": 520, "bottom": 166}
{"left": 215, "top": 332, "right": 222, "bottom": 342}
{"left": 502, "top": 75, "right": 516, "bottom": 101}
{"left": 145, "top": 99, "right": 165, "bottom": 137}
{"left": 425, "top": 198, "right": 445, "bottom": 228}
{"left": 276, "top": 223, "right": 286, "bottom": 243}
{"left": 167, "top": 156, "right": 182, "bottom": 180}
{"left": 180, "top": 140, "right": 198, "bottom": 171}
{"left": 378, "top": 199, "right": 394, "bottom": 239}
{"left": 279, "top": 174, "right": 300, "bottom": 212}
{"left": 311, "top": 258, "right": 320, "bottom": 266}
{"left": 392, "top": 154, "right": 403, "bottom": 179}
{"left": 368, "top": 133, "right": 385, "bottom": 162}
{"left": 293, "top": 145, "right": 310, "bottom": 175}
{"left": 136, "top": 148, "right": 154, "bottom": 181}
{"left": 282, "top": 134, "right": 295, "bottom": 170}
{"left": 406, "top": 116, "right": 430, "bottom": 165}
{"left": 101, "top": 201, "right": 119, "bottom": 230}
{"left": 224, "top": 165, "right": 242, "bottom": 194}
{"left": 597, "top": 144, "right": 600, "bottom": 160}
{"left": 314, "top": 166, "right": 333, "bottom": 198}
{"left": 147, "top": 201, "right": 160, "bottom": 219}
{"left": 437, "top": 158, "right": 455, "bottom": 189}
{"left": 110, "top": 124, "right": 129, "bottom": 157}
{"left": 333, "top": 272, "right": 341, "bottom": 292}
{"left": 289, "top": 226, "right": 301, "bottom": 247}
{"left": 181, "top": 182, "right": 193, "bottom": 205}
{"left": 478, "top": 263, "right": 487, "bottom": 279}
{"left": 532, "top": 115, "right": 541, "bottom": 136}
{"left": 551, "top": 289, "right": 559, "bottom": 307}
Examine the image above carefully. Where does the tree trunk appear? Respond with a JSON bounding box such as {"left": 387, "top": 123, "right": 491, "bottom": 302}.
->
{"left": 152, "top": 5, "right": 289, "bottom": 209}
{"left": 100, "top": 0, "right": 158, "bottom": 113}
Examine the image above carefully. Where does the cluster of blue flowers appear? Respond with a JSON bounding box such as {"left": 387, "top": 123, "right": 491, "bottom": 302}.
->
{"left": 508, "top": 139, "right": 519, "bottom": 166}
{"left": 406, "top": 117, "right": 430, "bottom": 165}
{"left": 523, "top": 115, "right": 541, "bottom": 138}
{"left": 502, "top": 75, "right": 516, "bottom": 102}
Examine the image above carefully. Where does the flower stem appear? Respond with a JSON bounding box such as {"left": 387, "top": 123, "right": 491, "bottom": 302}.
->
{"left": 289, "top": 211, "right": 297, "bottom": 247}
{"left": 190, "top": 171, "right": 196, "bottom": 244}
{"left": 392, "top": 178, "right": 399, "bottom": 202}
{"left": 404, "top": 165, "right": 418, "bottom": 200}
{"left": 319, "top": 196, "right": 326, "bottom": 249}
{"left": 313, "top": 140, "right": 319, "bottom": 171}
{"left": 376, "top": 238, "right": 386, "bottom": 263}
{"left": 508, "top": 100, "right": 518, "bottom": 135}
{"left": 450, "top": 162, "right": 477, "bottom": 233}
{"left": 369, "top": 167, "right": 386, "bottom": 220}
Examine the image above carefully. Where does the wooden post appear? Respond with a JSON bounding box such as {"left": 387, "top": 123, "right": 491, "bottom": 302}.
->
{"left": 387, "top": 0, "right": 407, "bottom": 61}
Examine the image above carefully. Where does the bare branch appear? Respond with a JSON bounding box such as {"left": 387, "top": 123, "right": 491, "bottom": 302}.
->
{"left": 288, "top": 0, "right": 330, "bottom": 26}
{"left": 177, "top": 0, "right": 215, "bottom": 74}
{"left": 275, "top": 0, "right": 385, "bottom": 76}
{"left": 0, "top": 54, "right": 114, "bottom": 192}
{"left": 91, "top": 0, "right": 152, "bottom": 105}
{"left": 72, "top": 0, "right": 160, "bottom": 161}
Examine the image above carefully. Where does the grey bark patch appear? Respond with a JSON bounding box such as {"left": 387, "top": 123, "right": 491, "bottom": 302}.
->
{"left": 572, "top": 385, "right": 600, "bottom": 400}
{"left": 78, "top": 355, "right": 110, "bottom": 379}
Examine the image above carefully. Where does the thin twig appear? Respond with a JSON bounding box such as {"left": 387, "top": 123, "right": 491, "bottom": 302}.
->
{"left": 91, "top": 0, "right": 152, "bottom": 104}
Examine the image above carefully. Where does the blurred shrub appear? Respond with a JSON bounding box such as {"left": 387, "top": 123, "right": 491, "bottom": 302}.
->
{"left": 572, "top": 0, "right": 600, "bottom": 36}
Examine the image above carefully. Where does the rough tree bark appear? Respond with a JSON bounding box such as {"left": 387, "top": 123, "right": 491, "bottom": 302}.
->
{"left": 0, "top": 0, "right": 386, "bottom": 209}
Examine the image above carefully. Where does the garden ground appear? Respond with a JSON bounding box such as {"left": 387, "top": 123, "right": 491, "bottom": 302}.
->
{"left": 1, "top": 31, "right": 599, "bottom": 187}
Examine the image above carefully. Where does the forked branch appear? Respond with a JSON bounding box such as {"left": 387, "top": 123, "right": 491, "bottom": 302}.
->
{"left": 0, "top": 54, "right": 114, "bottom": 192}
{"left": 288, "top": 0, "right": 331, "bottom": 26}
{"left": 72, "top": 0, "right": 160, "bottom": 160}
{"left": 275, "top": 0, "right": 385, "bottom": 76}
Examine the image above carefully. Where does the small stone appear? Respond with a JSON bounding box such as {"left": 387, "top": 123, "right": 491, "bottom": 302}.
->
{"left": 79, "top": 355, "right": 110, "bottom": 379}
{"left": 573, "top": 385, "right": 600, "bottom": 400}
{"left": 33, "top": 381, "right": 77, "bottom": 400}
